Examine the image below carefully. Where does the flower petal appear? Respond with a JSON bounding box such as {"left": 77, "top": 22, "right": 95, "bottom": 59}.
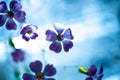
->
{"left": 22, "top": 73, "right": 36, "bottom": 80}
{"left": 63, "top": 28, "right": 74, "bottom": 40}
{"left": 6, "top": 19, "right": 17, "bottom": 30}
{"left": 0, "top": 15, "right": 7, "bottom": 26}
{"left": 97, "top": 74, "right": 103, "bottom": 80}
{"left": 43, "top": 64, "right": 56, "bottom": 76}
{"left": 85, "top": 77, "right": 93, "bottom": 80}
{"left": 29, "top": 60, "right": 42, "bottom": 74}
{"left": 62, "top": 40, "right": 73, "bottom": 52}
{"left": 0, "top": 1, "right": 8, "bottom": 13}
{"left": 88, "top": 65, "right": 97, "bottom": 76}
{"left": 20, "top": 25, "right": 32, "bottom": 34}
{"left": 10, "top": 0, "right": 22, "bottom": 12}
{"left": 22, "top": 35, "right": 30, "bottom": 41}
{"left": 49, "top": 41, "right": 62, "bottom": 53}
{"left": 53, "top": 24, "right": 64, "bottom": 34}
{"left": 45, "top": 78, "right": 55, "bottom": 80}
{"left": 11, "top": 52, "right": 19, "bottom": 62}
{"left": 30, "top": 33, "right": 38, "bottom": 39}
{"left": 98, "top": 65, "right": 103, "bottom": 74}
{"left": 14, "top": 11, "right": 26, "bottom": 22}
{"left": 45, "top": 30, "right": 57, "bottom": 42}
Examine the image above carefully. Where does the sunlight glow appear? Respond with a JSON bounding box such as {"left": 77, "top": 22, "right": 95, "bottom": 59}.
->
{"left": 13, "top": 30, "right": 48, "bottom": 54}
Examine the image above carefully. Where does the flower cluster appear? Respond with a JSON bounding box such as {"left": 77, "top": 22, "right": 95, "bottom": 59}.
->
{"left": 0, "top": 0, "right": 26, "bottom": 30}
{"left": 0, "top": 0, "right": 105, "bottom": 80}
{"left": 22, "top": 60, "right": 56, "bottom": 80}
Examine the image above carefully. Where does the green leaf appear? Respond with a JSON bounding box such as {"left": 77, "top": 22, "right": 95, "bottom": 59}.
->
{"left": 9, "top": 38, "right": 15, "bottom": 48}
{"left": 14, "top": 70, "right": 20, "bottom": 78}
{"left": 78, "top": 66, "right": 89, "bottom": 75}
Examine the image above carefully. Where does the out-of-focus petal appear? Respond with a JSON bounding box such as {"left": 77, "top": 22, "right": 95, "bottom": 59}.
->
{"left": 97, "top": 74, "right": 103, "bottom": 80}
{"left": 98, "top": 65, "right": 103, "bottom": 74}
{"left": 18, "top": 50, "right": 25, "bottom": 61}
{"left": 45, "top": 30, "right": 57, "bottom": 42}
{"left": 88, "top": 65, "right": 97, "bottom": 76}
{"left": 62, "top": 40, "right": 73, "bottom": 52}
{"left": 45, "top": 78, "right": 55, "bottom": 80}
{"left": 85, "top": 77, "right": 93, "bottom": 80}
{"left": 11, "top": 49, "right": 25, "bottom": 63}
{"left": 53, "top": 24, "right": 64, "bottom": 35}
{"left": 11, "top": 51, "right": 19, "bottom": 62}
{"left": 63, "top": 28, "right": 74, "bottom": 40}
{"left": 0, "top": 1, "right": 8, "bottom": 13}
{"left": 10, "top": 0, "right": 22, "bottom": 12}
{"left": 22, "top": 73, "right": 36, "bottom": 80}
{"left": 29, "top": 60, "right": 42, "bottom": 74}
{"left": 30, "top": 33, "right": 38, "bottom": 39}
{"left": 43, "top": 64, "right": 56, "bottom": 76}
{"left": 0, "top": 15, "right": 7, "bottom": 26}
{"left": 6, "top": 19, "right": 17, "bottom": 30}
{"left": 14, "top": 11, "right": 26, "bottom": 22}
{"left": 49, "top": 41, "right": 62, "bottom": 53}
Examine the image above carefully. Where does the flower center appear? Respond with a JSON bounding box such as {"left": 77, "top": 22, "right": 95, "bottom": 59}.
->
{"left": 7, "top": 11, "right": 14, "bottom": 18}
{"left": 27, "top": 30, "right": 32, "bottom": 35}
{"left": 36, "top": 73, "right": 44, "bottom": 80}
{"left": 56, "top": 35, "right": 63, "bottom": 41}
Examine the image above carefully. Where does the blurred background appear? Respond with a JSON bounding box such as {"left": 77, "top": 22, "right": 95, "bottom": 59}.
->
{"left": 0, "top": 0, "right": 120, "bottom": 80}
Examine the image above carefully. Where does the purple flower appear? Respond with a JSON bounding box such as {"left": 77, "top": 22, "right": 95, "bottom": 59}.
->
{"left": 45, "top": 23, "right": 74, "bottom": 53}
{"left": 20, "top": 24, "right": 38, "bottom": 41}
{"left": 0, "top": 0, "right": 26, "bottom": 30}
{"left": 86, "top": 65, "right": 104, "bottom": 80}
{"left": 11, "top": 49, "right": 25, "bottom": 63}
{"left": 22, "top": 60, "right": 56, "bottom": 80}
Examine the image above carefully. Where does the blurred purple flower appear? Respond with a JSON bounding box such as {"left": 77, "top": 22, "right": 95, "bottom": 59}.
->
{"left": 45, "top": 23, "right": 74, "bottom": 53}
{"left": 86, "top": 65, "right": 104, "bottom": 80}
{"left": 11, "top": 49, "right": 25, "bottom": 63}
{"left": 20, "top": 24, "right": 38, "bottom": 41}
{"left": 0, "top": 0, "right": 26, "bottom": 30}
{"left": 22, "top": 60, "right": 56, "bottom": 80}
